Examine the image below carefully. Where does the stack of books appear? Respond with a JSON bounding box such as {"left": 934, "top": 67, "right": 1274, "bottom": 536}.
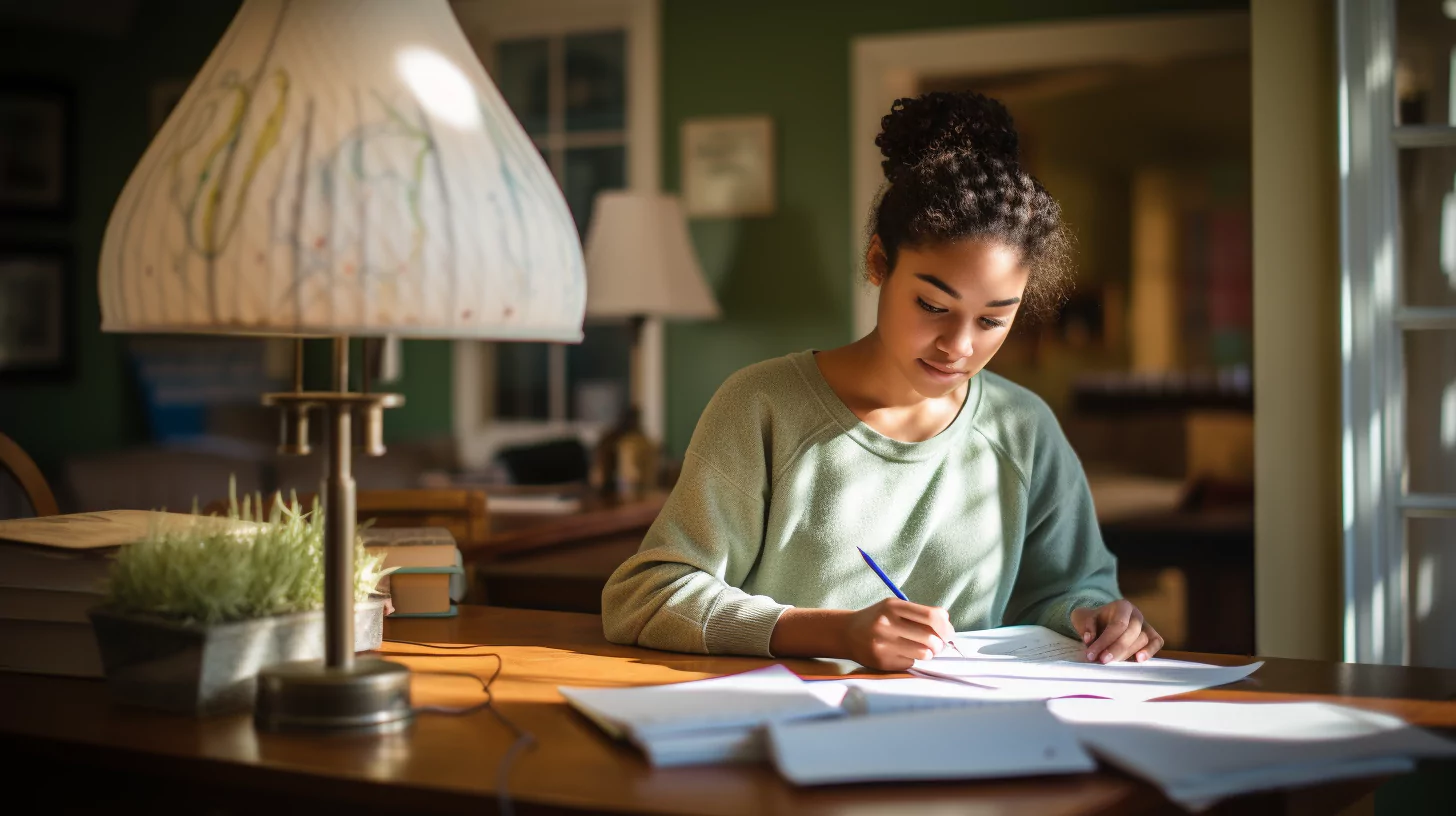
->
{"left": 362, "top": 527, "right": 463, "bottom": 617}
{"left": 0, "top": 510, "right": 250, "bottom": 677}
{"left": 0, "top": 538, "right": 111, "bottom": 677}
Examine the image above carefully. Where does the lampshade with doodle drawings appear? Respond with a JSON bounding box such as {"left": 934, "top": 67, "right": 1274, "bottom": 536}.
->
{"left": 99, "top": 0, "right": 585, "bottom": 341}
{"left": 95, "top": 0, "right": 587, "bottom": 735}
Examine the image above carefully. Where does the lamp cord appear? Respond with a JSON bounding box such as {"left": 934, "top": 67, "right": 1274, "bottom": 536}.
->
{"left": 380, "top": 640, "right": 536, "bottom": 816}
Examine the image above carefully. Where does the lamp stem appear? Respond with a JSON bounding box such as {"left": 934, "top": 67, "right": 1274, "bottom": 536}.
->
{"left": 324, "top": 336, "right": 355, "bottom": 669}
{"left": 256, "top": 344, "right": 410, "bottom": 733}
{"left": 334, "top": 334, "right": 349, "bottom": 391}
{"left": 627, "top": 315, "right": 646, "bottom": 418}
{"left": 293, "top": 338, "right": 304, "bottom": 392}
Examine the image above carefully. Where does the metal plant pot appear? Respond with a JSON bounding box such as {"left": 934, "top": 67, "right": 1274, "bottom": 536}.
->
{"left": 88, "top": 595, "right": 386, "bottom": 716}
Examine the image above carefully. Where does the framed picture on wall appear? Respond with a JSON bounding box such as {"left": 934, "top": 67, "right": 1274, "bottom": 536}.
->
{"left": 0, "top": 83, "right": 74, "bottom": 217}
{"left": 681, "top": 115, "right": 775, "bottom": 218}
{"left": 0, "top": 245, "right": 72, "bottom": 381}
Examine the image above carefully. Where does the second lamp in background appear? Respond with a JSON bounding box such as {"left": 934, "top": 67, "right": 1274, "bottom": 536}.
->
{"left": 584, "top": 191, "right": 720, "bottom": 497}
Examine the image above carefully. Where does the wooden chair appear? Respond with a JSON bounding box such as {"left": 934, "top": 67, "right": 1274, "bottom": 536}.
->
{"left": 0, "top": 432, "right": 59, "bottom": 518}
{"left": 203, "top": 488, "right": 489, "bottom": 551}
{"left": 0, "top": 434, "right": 59, "bottom": 515}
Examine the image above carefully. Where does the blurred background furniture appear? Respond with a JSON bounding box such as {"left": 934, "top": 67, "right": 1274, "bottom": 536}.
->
{"left": 473, "top": 490, "right": 667, "bottom": 611}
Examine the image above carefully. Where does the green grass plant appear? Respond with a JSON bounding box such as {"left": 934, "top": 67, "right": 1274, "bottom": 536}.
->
{"left": 103, "top": 481, "right": 389, "bottom": 625}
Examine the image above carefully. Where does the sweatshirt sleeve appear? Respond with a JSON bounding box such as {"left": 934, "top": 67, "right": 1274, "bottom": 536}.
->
{"left": 1005, "top": 403, "right": 1121, "bottom": 638}
{"left": 600, "top": 376, "right": 790, "bottom": 656}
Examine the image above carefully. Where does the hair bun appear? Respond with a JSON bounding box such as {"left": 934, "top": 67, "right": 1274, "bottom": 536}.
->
{"left": 876, "top": 91, "right": 1019, "bottom": 183}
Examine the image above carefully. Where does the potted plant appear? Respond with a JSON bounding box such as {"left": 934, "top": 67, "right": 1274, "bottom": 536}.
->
{"left": 88, "top": 489, "right": 391, "bottom": 716}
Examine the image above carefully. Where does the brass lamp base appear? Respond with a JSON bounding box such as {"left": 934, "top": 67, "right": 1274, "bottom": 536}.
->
{"left": 255, "top": 658, "right": 413, "bottom": 734}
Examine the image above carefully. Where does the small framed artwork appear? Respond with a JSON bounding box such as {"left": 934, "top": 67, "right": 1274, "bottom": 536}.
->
{"left": 681, "top": 115, "right": 775, "bottom": 218}
{"left": 0, "top": 245, "right": 72, "bottom": 381}
{"left": 0, "top": 83, "right": 74, "bottom": 217}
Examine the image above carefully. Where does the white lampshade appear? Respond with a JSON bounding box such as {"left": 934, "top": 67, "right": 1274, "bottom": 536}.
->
{"left": 99, "top": 0, "right": 584, "bottom": 342}
{"left": 583, "top": 191, "right": 720, "bottom": 320}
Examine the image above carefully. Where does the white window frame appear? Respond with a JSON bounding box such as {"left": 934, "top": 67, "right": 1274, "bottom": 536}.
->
{"left": 449, "top": 0, "right": 662, "bottom": 470}
{"left": 1339, "top": 0, "right": 1456, "bottom": 665}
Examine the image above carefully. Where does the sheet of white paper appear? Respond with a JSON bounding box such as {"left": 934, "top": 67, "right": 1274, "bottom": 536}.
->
{"left": 559, "top": 664, "right": 840, "bottom": 740}
{"left": 819, "top": 677, "right": 1046, "bottom": 715}
{"left": 911, "top": 625, "right": 1263, "bottom": 701}
{"left": 634, "top": 727, "right": 767, "bottom": 768}
{"left": 1047, "top": 699, "right": 1456, "bottom": 809}
{"left": 767, "top": 702, "right": 1095, "bottom": 786}
{"left": 968, "top": 625, "right": 1091, "bottom": 661}
{"left": 1171, "top": 757, "right": 1415, "bottom": 812}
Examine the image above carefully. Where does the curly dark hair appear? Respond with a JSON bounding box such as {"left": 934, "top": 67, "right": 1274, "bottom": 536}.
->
{"left": 870, "top": 91, "right": 1073, "bottom": 319}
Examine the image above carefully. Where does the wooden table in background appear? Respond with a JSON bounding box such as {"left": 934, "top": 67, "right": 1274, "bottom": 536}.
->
{"left": 472, "top": 491, "right": 666, "bottom": 612}
{"left": 1100, "top": 506, "right": 1255, "bottom": 655}
{"left": 2, "top": 605, "right": 1453, "bottom": 815}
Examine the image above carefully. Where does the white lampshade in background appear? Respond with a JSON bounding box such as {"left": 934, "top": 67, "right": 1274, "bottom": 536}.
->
{"left": 584, "top": 191, "right": 719, "bottom": 320}
{"left": 99, "top": 0, "right": 585, "bottom": 342}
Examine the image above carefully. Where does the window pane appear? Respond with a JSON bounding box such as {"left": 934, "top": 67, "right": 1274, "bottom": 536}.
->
{"left": 495, "top": 343, "right": 550, "bottom": 419}
{"left": 564, "top": 145, "right": 626, "bottom": 234}
{"left": 1404, "top": 329, "right": 1456, "bottom": 493}
{"left": 496, "top": 38, "right": 549, "bottom": 135}
{"left": 1407, "top": 517, "right": 1456, "bottom": 668}
{"left": 569, "top": 323, "right": 632, "bottom": 423}
{"left": 565, "top": 31, "right": 626, "bottom": 132}
{"left": 1398, "top": 146, "right": 1456, "bottom": 307}
{"left": 1395, "top": 2, "right": 1456, "bottom": 124}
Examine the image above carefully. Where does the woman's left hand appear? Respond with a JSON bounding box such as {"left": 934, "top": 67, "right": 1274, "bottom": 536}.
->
{"left": 1070, "top": 600, "right": 1164, "bottom": 664}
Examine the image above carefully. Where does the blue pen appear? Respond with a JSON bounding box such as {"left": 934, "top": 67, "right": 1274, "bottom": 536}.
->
{"left": 856, "top": 546, "right": 965, "bottom": 657}
{"left": 857, "top": 547, "right": 908, "bottom": 600}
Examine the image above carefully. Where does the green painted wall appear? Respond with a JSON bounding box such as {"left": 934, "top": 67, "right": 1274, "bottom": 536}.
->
{"left": 0, "top": 0, "right": 1245, "bottom": 480}
{"left": 658, "top": 0, "right": 1247, "bottom": 456}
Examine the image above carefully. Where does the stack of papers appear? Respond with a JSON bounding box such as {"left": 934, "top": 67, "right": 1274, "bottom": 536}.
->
{"left": 912, "top": 625, "right": 1262, "bottom": 701}
{"left": 558, "top": 665, "right": 844, "bottom": 767}
{"left": 558, "top": 625, "right": 1456, "bottom": 806}
{"left": 1047, "top": 699, "right": 1456, "bottom": 810}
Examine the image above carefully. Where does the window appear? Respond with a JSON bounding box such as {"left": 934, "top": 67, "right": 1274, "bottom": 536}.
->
{"left": 450, "top": 0, "right": 660, "bottom": 470}
{"left": 492, "top": 32, "right": 633, "bottom": 424}
{"left": 1340, "top": 0, "right": 1456, "bottom": 666}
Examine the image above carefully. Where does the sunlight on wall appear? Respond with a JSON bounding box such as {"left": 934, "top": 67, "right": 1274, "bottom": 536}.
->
{"left": 1415, "top": 549, "right": 1436, "bottom": 621}
{"left": 1442, "top": 379, "right": 1456, "bottom": 449}
{"left": 1440, "top": 182, "right": 1456, "bottom": 283}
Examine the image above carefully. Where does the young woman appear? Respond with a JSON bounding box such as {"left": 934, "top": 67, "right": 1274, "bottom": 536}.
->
{"left": 602, "top": 91, "right": 1163, "bottom": 671}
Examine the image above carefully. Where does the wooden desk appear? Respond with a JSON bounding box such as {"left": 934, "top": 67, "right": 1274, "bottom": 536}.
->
{"left": 2, "top": 605, "right": 1453, "bottom": 815}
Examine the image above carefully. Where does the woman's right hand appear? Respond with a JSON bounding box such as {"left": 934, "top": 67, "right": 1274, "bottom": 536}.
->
{"left": 842, "top": 598, "right": 956, "bottom": 670}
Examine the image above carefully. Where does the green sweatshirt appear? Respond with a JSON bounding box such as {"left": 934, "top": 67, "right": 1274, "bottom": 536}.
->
{"left": 602, "top": 350, "right": 1120, "bottom": 657}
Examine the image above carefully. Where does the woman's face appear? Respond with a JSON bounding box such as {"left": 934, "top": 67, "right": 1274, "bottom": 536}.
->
{"left": 870, "top": 236, "right": 1029, "bottom": 399}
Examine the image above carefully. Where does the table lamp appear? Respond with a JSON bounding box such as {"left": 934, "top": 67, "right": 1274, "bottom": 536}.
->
{"left": 98, "top": 0, "right": 585, "bottom": 733}
{"left": 583, "top": 191, "right": 719, "bottom": 445}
